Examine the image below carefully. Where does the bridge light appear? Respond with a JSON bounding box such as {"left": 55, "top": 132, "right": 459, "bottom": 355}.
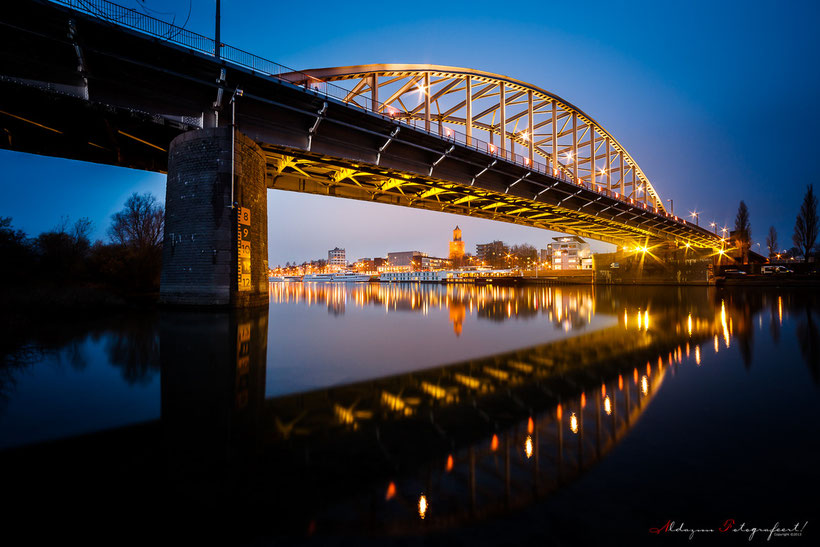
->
{"left": 521, "top": 131, "right": 529, "bottom": 141}
{"left": 565, "top": 151, "right": 573, "bottom": 163}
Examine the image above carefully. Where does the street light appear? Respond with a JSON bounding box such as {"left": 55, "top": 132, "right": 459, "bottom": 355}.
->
{"left": 689, "top": 210, "right": 700, "bottom": 226}
{"left": 710, "top": 221, "right": 717, "bottom": 234}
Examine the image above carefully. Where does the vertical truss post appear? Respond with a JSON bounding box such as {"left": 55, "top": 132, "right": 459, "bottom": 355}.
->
{"left": 630, "top": 163, "right": 636, "bottom": 198}
{"left": 527, "top": 90, "right": 534, "bottom": 166}
{"left": 370, "top": 74, "right": 378, "bottom": 112}
{"left": 606, "top": 139, "right": 611, "bottom": 190}
{"left": 572, "top": 112, "right": 578, "bottom": 181}
{"left": 551, "top": 101, "right": 558, "bottom": 174}
{"left": 589, "top": 125, "right": 596, "bottom": 188}
{"left": 424, "top": 72, "right": 431, "bottom": 132}
{"left": 465, "top": 76, "right": 473, "bottom": 146}
{"left": 619, "top": 152, "right": 625, "bottom": 195}
{"left": 499, "top": 83, "right": 506, "bottom": 156}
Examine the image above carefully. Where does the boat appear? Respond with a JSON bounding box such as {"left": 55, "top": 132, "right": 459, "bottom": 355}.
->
{"left": 302, "top": 273, "right": 335, "bottom": 282}
{"left": 268, "top": 276, "right": 285, "bottom": 282}
{"left": 331, "top": 272, "right": 373, "bottom": 282}
{"left": 283, "top": 275, "right": 303, "bottom": 282}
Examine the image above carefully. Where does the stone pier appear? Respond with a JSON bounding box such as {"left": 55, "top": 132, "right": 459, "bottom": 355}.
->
{"left": 160, "top": 127, "right": 268, "bottom": 307}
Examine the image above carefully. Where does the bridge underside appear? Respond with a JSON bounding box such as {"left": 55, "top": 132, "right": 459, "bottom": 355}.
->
{"left": 265, "top": 147, "right": 674, "bottom": 247}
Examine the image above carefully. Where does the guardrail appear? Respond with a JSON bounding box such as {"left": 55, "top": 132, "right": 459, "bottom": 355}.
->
{"left": 53, "top": 0, "right": 701, "bottom": 228}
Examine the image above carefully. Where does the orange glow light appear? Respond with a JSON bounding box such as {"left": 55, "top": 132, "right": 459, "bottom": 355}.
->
{"left": 581, "top": 392, "right": 586, "bottom": 408}
{"left": 446, "top": 454, "right": 454, "bottom": 472}
{"left": 527, "top": 417, "right": 534, "bottom": 434}
{"left": 386, "top": 481, "right": 396, "bottom": 500}
{"left": 491, "top": 434, "right": 499, "bottom": 451}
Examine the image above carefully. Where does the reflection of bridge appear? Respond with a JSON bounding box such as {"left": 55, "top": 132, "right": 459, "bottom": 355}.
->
{"left": 1, "top": 1, "right": 722, "bottom": 307}
{"left": 5, "top": 285, "right": 805, "bottom": 540}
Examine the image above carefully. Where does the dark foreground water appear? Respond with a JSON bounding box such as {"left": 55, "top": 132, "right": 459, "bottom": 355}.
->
{"left": 1, "top": 284, "right": 818, "bottom": 545}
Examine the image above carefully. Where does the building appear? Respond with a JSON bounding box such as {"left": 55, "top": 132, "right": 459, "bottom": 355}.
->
{"left": 387, "top": 251, "right": 423, "bottom": 271}
{"left": 449, "top": 225, "right": 465, "bottom": 263}
{"left": 412, "top": 255, "right": 452, "bottom": 270}
{"left": 539, "top": 248, "right": 551, "bottom": 264}
{"left": 328, "top": 247, "right": 346, "bottom": 268}
{"left": 476, "top": 241, "right": 508, "bottom": 268}
{"left": 548, "top": 236, "right": 593, "bottom": 270}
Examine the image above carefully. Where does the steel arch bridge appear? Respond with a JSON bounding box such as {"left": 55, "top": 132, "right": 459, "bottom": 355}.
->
{"left": 0, "top": 1, "right": 723, "bottom": 251}
{"left": 288, "top": 64, "right": 662, "bottom": 211}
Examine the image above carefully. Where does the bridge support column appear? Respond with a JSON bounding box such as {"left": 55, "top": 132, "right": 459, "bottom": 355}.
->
{"left": 160, "top": 127, "right": 268, "bottom": 307}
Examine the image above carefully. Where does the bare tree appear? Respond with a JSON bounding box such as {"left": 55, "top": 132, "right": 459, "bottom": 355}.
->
{"left": 108, "top": 193, "right": 164, "bottom": 251}
{"left": 766, "top": 226, "right": 778, "bottom": 258}
{"left": 734, "top": 201, "right": 751, "bottom": 264}
{"left": 793, "top": 184, "right": 818, "bottom": 261}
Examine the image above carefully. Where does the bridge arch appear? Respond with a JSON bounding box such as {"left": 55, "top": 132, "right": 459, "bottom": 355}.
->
{"left": 285, "top": 64, "right": 665, "bottom": 212}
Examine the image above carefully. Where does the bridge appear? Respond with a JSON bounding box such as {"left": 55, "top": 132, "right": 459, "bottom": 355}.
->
{"left": 0, "top": 0, "right": 723, "bottom": 306}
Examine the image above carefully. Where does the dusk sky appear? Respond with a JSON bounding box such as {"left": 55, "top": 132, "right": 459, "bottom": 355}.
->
{"left": 2, "top": 0, "right": 819, "bottom": 264}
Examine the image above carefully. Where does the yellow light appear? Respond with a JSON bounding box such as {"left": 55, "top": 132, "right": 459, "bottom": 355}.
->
{"left": 695, "top": 345, "right": 701, "bottom": 366}
{"left": 524, "top": 435, "right": 533, "bottom": 459}
{"left": 644, "top": 310, "right": 649, "bottom": 331}
{"left": 641, "top": 375, "right": 649, "bottom": 396}
{"left": 604, "top": 396, "right": 612, "bottom": 415}
{"left": 418, "top": 494, "right": 428, "bottom": 519}
{"left": 569, "top": 412, "right": 579, "bottom": 434}
{"left": 641, "top": 246, "right": 648, "bottom": 253}
{"left": 687, "top": 313, "right": 693, "bottom": 336}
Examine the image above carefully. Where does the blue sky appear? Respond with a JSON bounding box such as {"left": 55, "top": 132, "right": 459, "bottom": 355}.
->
{"left": 2, "top": 0, "right": 818, "bottom": 263}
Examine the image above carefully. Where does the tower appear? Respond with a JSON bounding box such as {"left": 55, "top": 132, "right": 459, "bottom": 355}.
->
{"left": 449, "top": 225, "right": 465, "bottom": 265}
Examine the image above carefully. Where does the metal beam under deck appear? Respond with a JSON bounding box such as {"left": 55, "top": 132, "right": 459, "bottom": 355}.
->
{"left": 264, "top": 147, "right": 689, "bottom": 247}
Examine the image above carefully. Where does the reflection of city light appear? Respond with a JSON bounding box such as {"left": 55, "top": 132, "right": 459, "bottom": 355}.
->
{"left": 687, "top": 313, "right": 693, "bottom": 336}
{"left": 527, "top": 416, "right": 534, "bottom": 434}
{"left": 386, "top": 481, "right": 396, "bottom": 500}
{"left": 644, "top": 310, "right": 649, "bottom": 331}
{"left": 556, "top": 403, "right": 562, "bottom": 420}
{"left": 714, "top": 334, "right": 719, "bottom": 352}
{"left": 446, "top": 454, "right": 454, "bottom": 472}
{"left": 618, "top": 374, "right": 623, "bottom": 390}
{"left": 633, "top": 368, "right": 639, "bottom": 384}
{"left": 570, "top": 412, "right": 579, "bottom": 434}
{"left": 721, "top": 299, "right": 730, "bottom": 348}
{"left": 637, "top": 310, "right": 642, "bottom": 330}
{"left": 418, "top": 494, "right": 428, "bottom": 519}
{"left": 525, "top": 435, "right": 533, "bottom": 459}
{"left": 581, "top": 392, "right": 586, "bottom": 408}
{"left": 778, "top": 296, "right": 783, "bottom": 324}
{"left": 604, "top": 396, "right": 612, "bottom": 415}
{"left": 641, "top": 375, "right": 649, "bottom": 396}
{"left": 491, "top": 434, "right": 499, "bottom": 451}
{"left": 686, "top": 342, "right": 690, "bottom": 357}
{"left": 601, "top": 383, "right": 606, "bottom": 397}
{"left": 695, "top": 345, "right": 701, "bottom": 366}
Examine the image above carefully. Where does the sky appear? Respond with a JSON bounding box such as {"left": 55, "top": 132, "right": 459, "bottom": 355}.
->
{"left": 2, "top": 0, "right": 819, "bottom": 263}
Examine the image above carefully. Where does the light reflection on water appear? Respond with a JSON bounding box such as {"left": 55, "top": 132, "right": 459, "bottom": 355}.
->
{"left": 0, "top": 285, "right": 818, "bottom": 544}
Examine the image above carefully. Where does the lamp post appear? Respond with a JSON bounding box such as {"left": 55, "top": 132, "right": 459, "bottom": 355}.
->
{"left": 690, "top": 211, "right": 699, "bottom": 226}
{"left": 666, "top": 199, "right": 673, "bottom": 215}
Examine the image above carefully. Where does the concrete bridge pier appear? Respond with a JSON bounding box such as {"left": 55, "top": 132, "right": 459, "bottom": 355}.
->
{"left": 160, "top": 127, "right": 269, "bottom": 307}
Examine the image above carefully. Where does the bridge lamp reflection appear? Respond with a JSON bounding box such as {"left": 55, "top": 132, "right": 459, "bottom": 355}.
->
{"left": 604, "top": 396, "right": 612, "bottom": 415}
{"left": 525, "top": 435, "right": 534, "bottom": 459}
{"left": 418, "top": 494, "right": 428, "bottom": 519}
{"left": 569, "top": 412, "right": 579, "bottom": 434}
{"left": 641, "top": 375, "right": 649, "bottom": 396}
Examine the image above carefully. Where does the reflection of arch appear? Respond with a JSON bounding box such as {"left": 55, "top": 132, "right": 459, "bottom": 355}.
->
{"left": 285, "top": 64, "right": 664, "bottom": 211}
{"left": 266, "top": 313, "right": 714, "bottom": 534}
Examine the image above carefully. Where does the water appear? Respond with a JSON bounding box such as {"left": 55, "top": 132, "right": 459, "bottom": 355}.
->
{"left": 1, "top": 283, "right": 817, "bottom": 545}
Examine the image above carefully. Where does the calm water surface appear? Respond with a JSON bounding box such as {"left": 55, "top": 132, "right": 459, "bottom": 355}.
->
{"left": 1, "top": 283, "right": 817, "bottom": 545}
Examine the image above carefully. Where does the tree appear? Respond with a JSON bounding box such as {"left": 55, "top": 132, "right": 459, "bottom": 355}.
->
{"left": 107, "top": 193, "right": 165, "bottom": 291}
{"left": 766, "top": 226, "right": 778, "bottom": 258}
{"left": 793, "top": 184, "right": 818, "bottom": 262}
{"left": 108, "top": 192, "right": 164, "bottom": 252}
{"left": 734, "top": 201, "right": 751, "bottom": 264}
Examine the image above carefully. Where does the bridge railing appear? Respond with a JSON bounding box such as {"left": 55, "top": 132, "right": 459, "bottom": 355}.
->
{"left": 52, "top": 0, "right": 697, "bottom": 229}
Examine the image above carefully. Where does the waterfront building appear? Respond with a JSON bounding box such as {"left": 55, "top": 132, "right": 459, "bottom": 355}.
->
{"left": 548, "top": 236, "right": 593, "bottom": 270}
{"left": 328, "top": 247, "right": 346, "bottom": 268}
{"left": 476, "top": 241, "right": 508, "bottom": 269}
{"left": 449, "top": 226, "right": 465, "bottom": 263}
{"left": 387, "top": 251, "right": 423, "bottom": 271}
